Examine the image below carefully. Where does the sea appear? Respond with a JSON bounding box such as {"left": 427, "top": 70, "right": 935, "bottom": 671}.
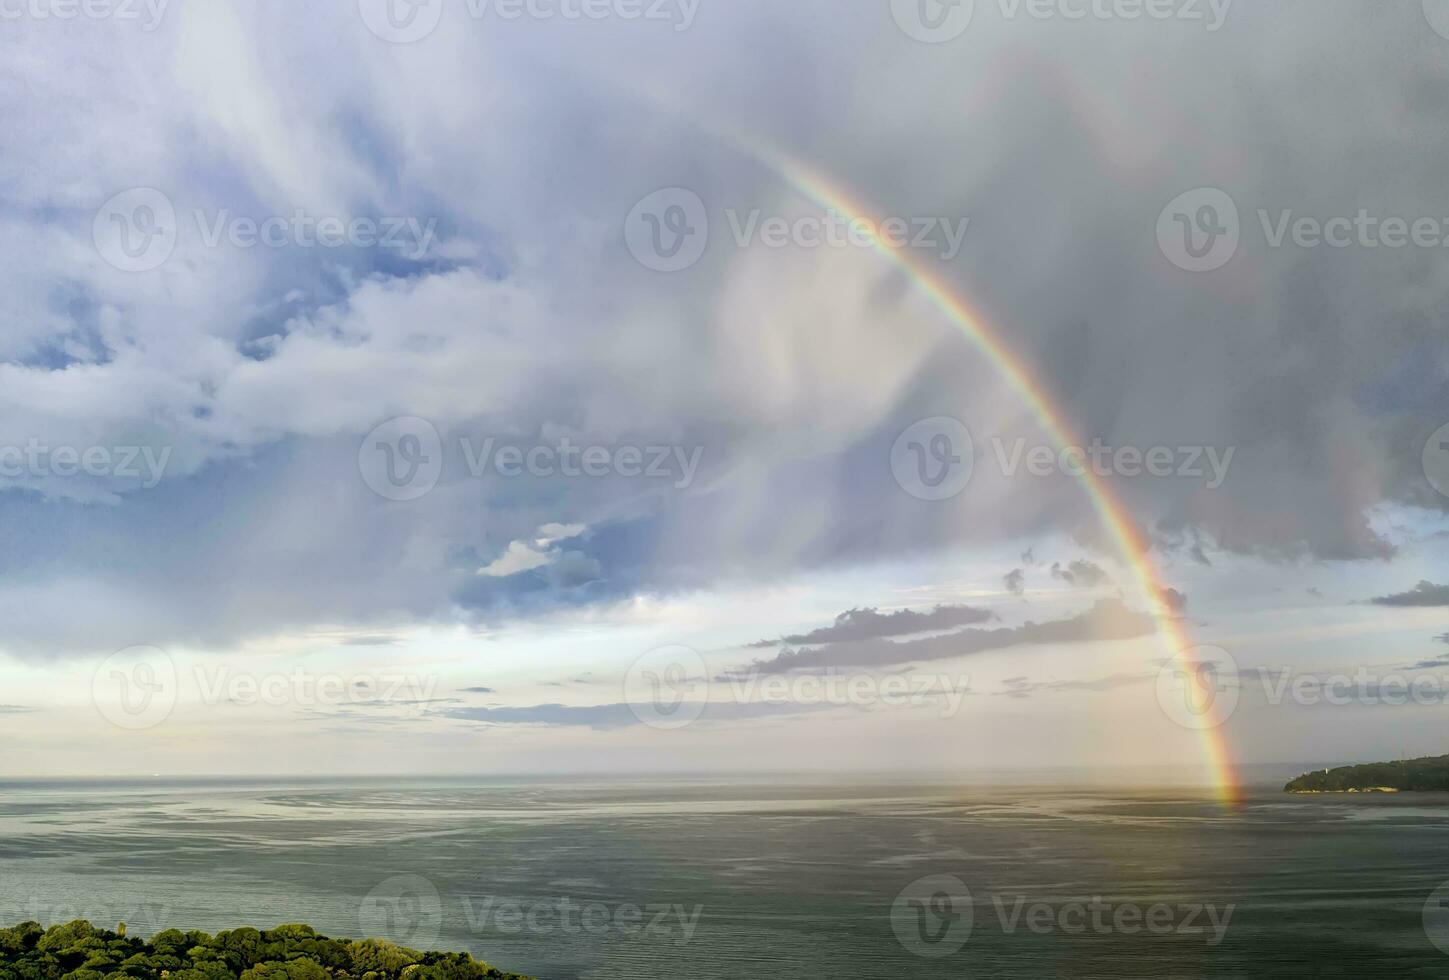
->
{"left": 1, "top": 774, "right": 1447, "bottom": 978}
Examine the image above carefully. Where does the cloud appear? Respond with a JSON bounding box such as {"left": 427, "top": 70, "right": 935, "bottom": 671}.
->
{"left": 459, "top": 687, "right": 497, "bottom": 695}
{"left": 1051, "top": 560, "right": 1109, "bottom": 588}
{"left": 997, "top": 673, "right": 1152, "bottom": 699}
{"left": 340, "top": 636, "right": 398, "bottom": 647}
{"left": 445, "top": 703, "right": 640, "bottom": 729}
{"left": 749, "top": 604, "right": 995, "bottom": 648}
{"left": 2, "top": 2, "right": 1447, "bottom": 659}
{"left": 548, "top": 551, "right": 604, "bottom": 589}
{"left": 476, "top": 524, "right": 592, "bottom": 578}
{"left": 1371, "top": 582, "right": 1449, "bottom": 608}
{"left": 442, "top": 699, "right": 835, "bottom": 730}
{"left": 536, "top": 523, "right": 587, "bottom": 548}
{"left": 1410, "top": 636, "right": 1449, "bottom": 667}
{"left": 1158, "top": 588, "right": 1189, "bottom": 613}
{"left": 478, "top": 541, "right": 556, "bottom": 578}
{"left": 1004, "top": 569, "right": 1026, "bottom": 596}
{"left": 730, "top": 600, "right": 1155, "bottom": 676}
{"left": 541, "top": 673, "right": 597, "bottom": 688}
{"left": 476, "top": 524, "right": 600, "bottom": 592}
{"left": 346, "top": 698, "right": 461, "bottom": 709}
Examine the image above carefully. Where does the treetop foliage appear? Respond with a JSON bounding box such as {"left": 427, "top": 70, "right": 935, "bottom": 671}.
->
{"left": 0, "top": 921, "right": 531, "bottom": 980}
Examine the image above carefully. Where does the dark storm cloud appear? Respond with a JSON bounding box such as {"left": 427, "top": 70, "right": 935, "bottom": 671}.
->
{"left": 729, "top": 600, "right": 1155, "bottom": 676}
{"left": 2, "top": 1, "right": 1448, "bottom": 660}
{"left": 748, "top": 604, "right": 996, "bottom": 648}
{"left": 1051, "top": 560, "right": 1109, "bottom": 588}
{"left": 1371, "top": 582, "right": 1449, "bottom": 607}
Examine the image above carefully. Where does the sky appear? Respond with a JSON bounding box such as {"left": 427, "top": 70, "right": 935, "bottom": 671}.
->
{"left": 2, "top": 0, "right": 1448, "bottom": 784}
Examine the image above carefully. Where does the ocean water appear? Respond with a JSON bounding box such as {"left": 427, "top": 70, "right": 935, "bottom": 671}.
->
{"left": 1, "top": 776, "right": 1447, "bottom": 978}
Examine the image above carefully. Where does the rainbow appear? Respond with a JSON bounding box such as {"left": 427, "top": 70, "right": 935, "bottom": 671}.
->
{"left": 728, "top": 139, "right": 1240, "bottom": 802}
{"left": 606, "top": 74, "right": 1241, "bottom": 800}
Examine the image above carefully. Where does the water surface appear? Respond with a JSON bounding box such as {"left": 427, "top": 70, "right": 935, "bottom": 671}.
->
{"left": 1, "top": 777, "right": 1445, "bottom": 978}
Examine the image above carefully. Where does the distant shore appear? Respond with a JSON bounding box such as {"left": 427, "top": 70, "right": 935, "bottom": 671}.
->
{"left": 1285, "top": 755, "right": 1449, "bottom": 793}
{"left": 1286, "top": 787, "right": 1400, "bottom": 794}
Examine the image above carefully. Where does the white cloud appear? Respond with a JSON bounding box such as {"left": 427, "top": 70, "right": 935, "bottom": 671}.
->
{"left": 478, "top": 541, "right": 555, "bottom": 578}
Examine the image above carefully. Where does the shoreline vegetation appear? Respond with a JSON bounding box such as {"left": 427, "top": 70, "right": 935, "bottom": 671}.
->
{"left": 1284, "top": 754, "right": 1449, "bottom": 793}
{"left": 0, "top": 921, "right": 533, "bottom": 980}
